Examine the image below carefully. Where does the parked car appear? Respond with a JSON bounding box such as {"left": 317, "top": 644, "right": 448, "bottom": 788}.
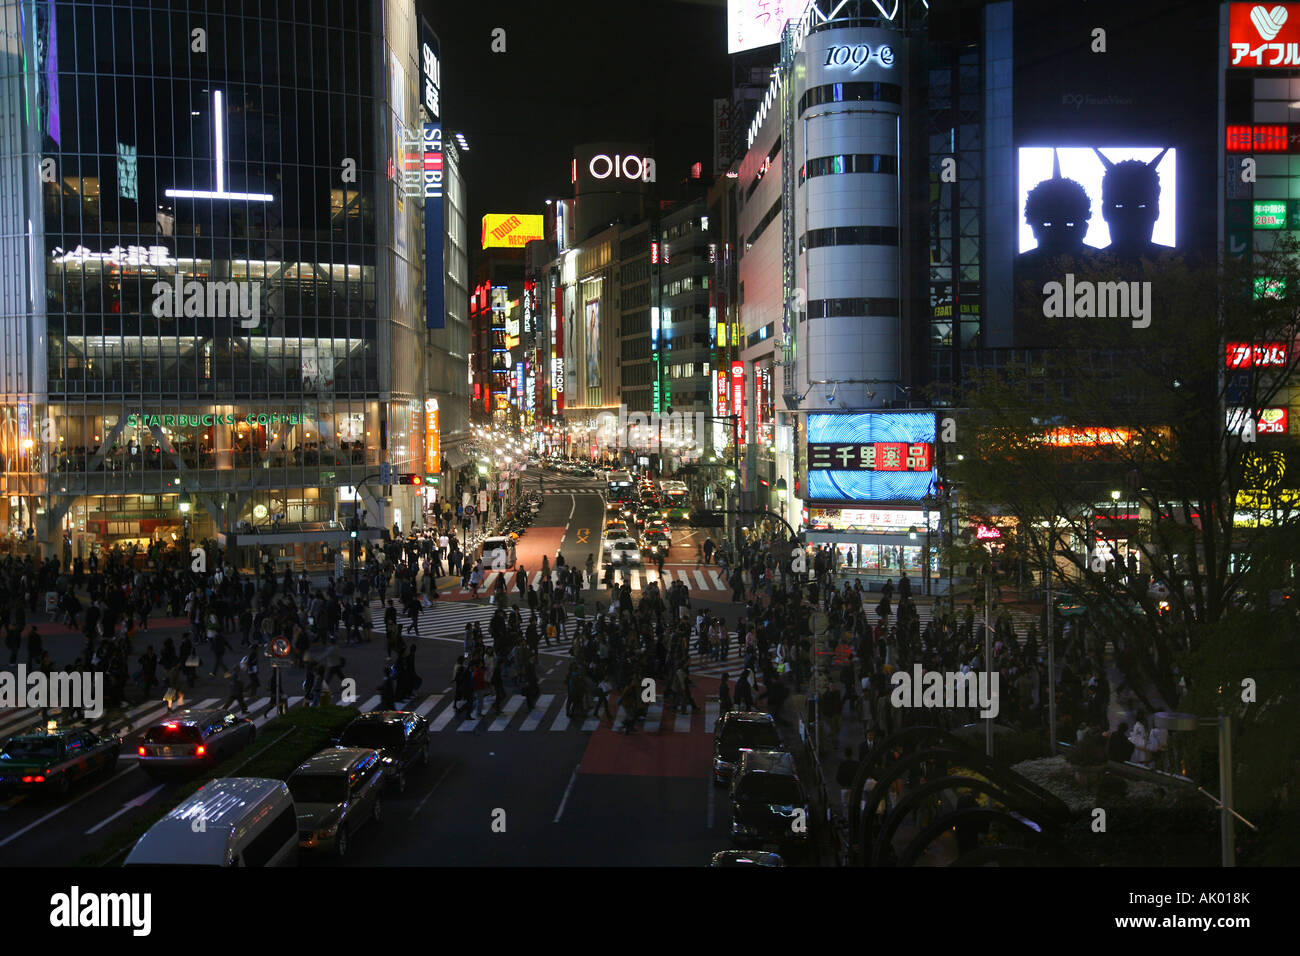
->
{"left": 136, "top": 709, "right": 256, "bottom": 777}
{"left": 729, "top": 749, "right": 811, "bottom": 860}
{"left": 713, "top": 711, "right": 784, "bottom": 785}
{"left": 336, "top": 711, "right": 430, "bottom": 794}
{"left": 0, "top": 727, "right": 120, "bottom": 798}
{"left": 288, "top": 747, "right": 386, "bottom": 858}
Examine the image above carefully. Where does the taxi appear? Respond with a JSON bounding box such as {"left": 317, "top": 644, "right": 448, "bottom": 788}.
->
{"left": 0, "top": 726, "right": 121, "bottom": 797}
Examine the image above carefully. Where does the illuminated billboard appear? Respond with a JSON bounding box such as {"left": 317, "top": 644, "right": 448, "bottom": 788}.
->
{"left": 585, "top": 299, "right": 601, "bottom": 388}
{"left": 1226, "top": 342, "right": 1288, "bottom": 368}
{"left": 1018, "top": 147, "right": 1176, "bottom": 260}
{"left": 806, "top": 413, "right": 936, "bottom": 502}
{"left": 1230, "top": 3, "right": 1300, "bottom": 66}
{"left": 425, "top": 398, "right": 440, "bottom": 474}
{"left": 481, "top": 213, "right": 544, "bottom": 249}
{"left": 727, "top": 0, "right": 802, "bottom": 53}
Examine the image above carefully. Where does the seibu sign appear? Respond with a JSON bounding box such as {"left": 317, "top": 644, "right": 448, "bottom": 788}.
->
{"left": 582, "top": 152, "right": 656, "bottom": 183}
{"left": 1230, "top": 4, "right": 1300, "bottom": 66}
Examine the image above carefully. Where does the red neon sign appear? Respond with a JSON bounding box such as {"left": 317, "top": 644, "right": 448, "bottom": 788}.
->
{"left": 975, "top": 524, "right": 1002, "bottom": 540}
{"left": 1226, "top": 341, "right": 1288, "bottom": 368}
{"left": 730, "top": 361, "right": 744, "bottom": 432}
{"left": 1225, "top": 124, "right": 1287, "bottom": 152}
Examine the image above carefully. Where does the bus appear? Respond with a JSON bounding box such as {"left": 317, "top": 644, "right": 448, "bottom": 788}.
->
{"left": 660, "top": 480, "right": 690, "bottom": 520}
{"left": 606, "top": 470, "right": 634, "bottom": 501}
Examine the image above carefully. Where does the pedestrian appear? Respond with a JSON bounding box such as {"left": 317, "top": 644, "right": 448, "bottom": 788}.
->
{"left": 224, "top": 667, "right": 248, "bottom": 714}
{"left": 718, "top": 673, "right": 733, "bottom": 714}
{"left": 208, "top": 629, "right": 228, "bottom": 677}
{"left": 592, "top": 675, "right": 614, "bottom": 719}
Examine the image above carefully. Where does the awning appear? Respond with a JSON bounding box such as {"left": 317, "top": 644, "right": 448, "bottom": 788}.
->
{"left": 442, "top": 447, "right": 470, "bottom": 470}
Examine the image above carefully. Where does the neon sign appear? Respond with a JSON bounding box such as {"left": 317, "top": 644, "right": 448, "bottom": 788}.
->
{"left": 975, "top": 525, "right": 1002, "bottom": 540}
{"left": 165, "top": 91, "right": 273, "bottom": 202}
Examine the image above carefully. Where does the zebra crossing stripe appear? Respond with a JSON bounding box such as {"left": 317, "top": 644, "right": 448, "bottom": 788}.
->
{"left": 358, "top": 695, "right": 381, "bottom": 713}
{"left": 629, "top": 570, "right": 640, "bottom": 589}
{"left": 704, "top": 700, "right": 719, "bottom": 734}
{"left": 693, "top": 570, "right": 709, "bottom": 590}
{"left": 457, "top": 712, "right": 482, "bottom": 731}
{"left": 246, "top": 697, "right": 270, "bottom": 716}
{"left": 549, "top": 708, "right": 571, "bottom": 731}
{"left": 415, "top": 696, "right": 443, "bottom": 718}
{"left": 644, "top": 701, "right": 663, "bottom": 733}
{"left": 674, "top": 709, "right": 693, "bottom": 733}
{"left": 429, "top": 700, "right": 459, "bottom": 731}
{"left": 519, "top": 695, "right": 554, "bottom": 731}
{"left": 709, "top": 571, "right": 727, "bottom": 590}
{"left": 580, "top": 715, "right": 599, "bottom": 732}
{"left": 488, "top": 695, "right": 524, "bottom": 731}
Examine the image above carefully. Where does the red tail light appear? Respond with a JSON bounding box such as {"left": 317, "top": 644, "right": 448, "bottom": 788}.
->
{"left": 138, "top": 746, "right": 146, "bottom": 756}
{"left": 22, "top": 775, "right": 45, "bottom": 783}
{"left": 195, "top": 745, "right": 206, "bottom": 757}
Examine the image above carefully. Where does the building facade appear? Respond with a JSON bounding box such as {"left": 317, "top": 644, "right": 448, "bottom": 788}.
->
{"left": 0, "top": 0, "right": 458, "bottom": 563}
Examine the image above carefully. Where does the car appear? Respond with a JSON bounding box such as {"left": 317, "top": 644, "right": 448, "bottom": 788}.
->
{"left": 605, "top": 501, "right": 624, "bottom": 518}
{"left": 607, "top": 539, "right": 642, "bottom": 567}
{"left": 713, "top": 711, "right": 784, "bottom": 785}
{"left": 641, "top": 530, "right": 671, "bottom": 558}
{"left": 480, "top": 536, "right": 517, "bottom": 570}
{"left": 124, "top": 777, "right": 299, "bottom": 867}
{"left": 604, "top": 521, "right": 630, "bottom": 542}
{"left": 288, "top": 747, "right": 386, "bottom": 858}
{"left": 336, "top": 710, "right": 430, "bottom": 794}
{"left": 136, "top": 709, "right": 256, "bottom": 777}
{"left": 0, "top": 727, "right": 121, "bottom": 797}
{"left": 644, "top": 517, "right": 670, "bottom": 534}
{"left": 709, "top": 849, "right": 786, "bottom": 867}
{"left": 729, "top": 749, "right": 810, "bottom": 859}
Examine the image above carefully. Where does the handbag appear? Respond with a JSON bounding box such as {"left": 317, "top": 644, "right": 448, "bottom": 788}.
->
{"left": 184, "top": 653, "right": 201, "bottom": 668}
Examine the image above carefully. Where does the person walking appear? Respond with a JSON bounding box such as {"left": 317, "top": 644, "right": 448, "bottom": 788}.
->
{"left": 223, "top": 667, "right": 248, "bottom": 714}
{"left": 208, "top": 629, "right": 229, "bottom": 677}
{"left": 718, "top": 673, "right": 733, "bottom": 714}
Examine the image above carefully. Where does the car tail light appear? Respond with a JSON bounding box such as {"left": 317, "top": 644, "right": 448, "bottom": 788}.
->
{"left": 138, "top": 746, "right": 146, "bottom": 756}
{"left": 195, "top": 745, "right": 207, "bottom": 757}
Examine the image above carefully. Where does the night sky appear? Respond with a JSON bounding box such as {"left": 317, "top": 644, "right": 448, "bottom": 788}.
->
{"left": 427, "top": 0, "right": 733, "bottom": 229}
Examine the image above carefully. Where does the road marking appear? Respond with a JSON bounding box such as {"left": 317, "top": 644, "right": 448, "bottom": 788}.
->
{"left": 358, "top": 695, "right": 381, "bottom": 713}
{"left": 709, "top": 570, "right": 727, "bottom": 590}
{"left": 580, "top": 715, "right": 599, "bottom": 732}
{"left": 0, "top": 765, "right": 135, "bottom": 849}
{"left": 550, "top": 708, "right": 571, "bottom": 731}
{"left": 553, "top": 762, "right": 581, "bottom": 823}
{"left": 519, "top": 695, "right": 553, "bottom": 732}
{"left": 675, "top": 708, "right": 693, "bottom": 733}
{"left": 644, "top": 701, "right": 663, "bottom": 733}
{"left": 458, "top": 712, "right": 483, "bottom": 731}
{"left": 694, "top": 570, "right": 709, "bottom": 590}
{"left": 488, "top": 695, "right": 524, "bottom": 731}
{"left": 429, "top": 700, "right": 459, "bottom": 732}
{"left": 415, "top": 696, "right": 443, "bottom": 718}
{"left": 567, "top": 494, "right": 576, "bottom": 521}
{"left": 705, "top": 700, "right": 720, "bottom": 734}
{"left": 85, "top": 783, "right": 166, "bottom": 835}
{"left": 409, "top": 761, "right": 455, "bottom": 822}
{"left": 575, "top": 528, "right": 589, "bottom": 543}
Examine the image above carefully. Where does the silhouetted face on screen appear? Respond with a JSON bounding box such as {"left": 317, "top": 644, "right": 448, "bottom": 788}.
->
{"left": 1096, "top": 148, "right": 1169, "bottom": 259}
{"left": 1023, "top": 176, "right": 1091, "bottom": 259}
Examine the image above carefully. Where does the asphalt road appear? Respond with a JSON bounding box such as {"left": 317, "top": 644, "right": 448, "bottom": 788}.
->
{"left": 0, "top": 468, "right": 758, "bottom": 866}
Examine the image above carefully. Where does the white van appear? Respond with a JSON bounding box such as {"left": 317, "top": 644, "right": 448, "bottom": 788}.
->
{"left": 123, "top": 777, "right": 299, "bottom": 867}
{"left": 480, "top": 536, "right": 516, "bottom": 570}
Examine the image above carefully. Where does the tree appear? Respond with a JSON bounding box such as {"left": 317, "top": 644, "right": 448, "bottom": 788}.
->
{"left": 936, "top": 241, "right": 1300, "bottom": 838}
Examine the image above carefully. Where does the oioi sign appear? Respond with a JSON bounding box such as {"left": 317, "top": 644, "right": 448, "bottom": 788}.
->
{"left": 586, "top": 152, "right": 656, "bottom": 183}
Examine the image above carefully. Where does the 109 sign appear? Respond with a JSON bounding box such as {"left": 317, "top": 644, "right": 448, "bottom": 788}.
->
{"left": 823, "top": 43, "right": 894, "bottom": 71}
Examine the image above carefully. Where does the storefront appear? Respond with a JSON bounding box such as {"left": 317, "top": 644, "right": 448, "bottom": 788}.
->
{"left": 803, "top": 505, "right": 940, "bottom": 578}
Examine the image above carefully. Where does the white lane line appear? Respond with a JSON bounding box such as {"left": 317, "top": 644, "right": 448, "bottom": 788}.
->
{"left": 553, "top": 762, "right": 581, "bottom": 823}
{"left": 429, "top": 700, "right": 459, "bottom": 732}
{"left": 488, "top": 696, "right": 524, "bottom": 732}
{"left": 415, "top": 696, "right": 443, "bottom": 718}
{"left": 567, "top": 494, "right": 576, "bottom": 522}
{"left": 519, "top": 695, "right": 553, "bottom": 732}
{"left": 409, "top": 761, "right": 456, "bottom": 822}
{"left": 85, "top": 783, "right": 166, "bottom": 835}
{"left": 0, "top": 765, "right": 136, "bottom": 849}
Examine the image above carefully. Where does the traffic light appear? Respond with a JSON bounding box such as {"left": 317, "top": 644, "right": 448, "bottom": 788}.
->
{"left": 397, "top": 474, "right": 423, "bottom": 485}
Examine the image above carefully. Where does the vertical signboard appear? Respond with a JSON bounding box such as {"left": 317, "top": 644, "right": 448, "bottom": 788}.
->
{"left": 731, "top": 361, "right": 745, "bottom": 438}
{"left": 424, "top": 123, "right": 445, "bottom": 329}
{"left": 716, "top": 370, "right": 729, "bottom": 416}
{"left": 425, "top": 398, "right": 440, "bottom": 474}
{"left": 553, "top": 290, "right": 565, "bottom": 412}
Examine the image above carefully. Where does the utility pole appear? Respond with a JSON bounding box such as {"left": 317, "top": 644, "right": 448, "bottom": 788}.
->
{"left": 1046, "top": 523, "right": 1057, "bottom": 755}
{"left": 984, "top": 558, "right": 993, "bottom": 758}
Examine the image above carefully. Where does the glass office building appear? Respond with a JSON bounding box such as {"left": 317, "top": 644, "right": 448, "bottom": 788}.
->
{"left": 0, "top": 0, "right": 443, "bottom": 563}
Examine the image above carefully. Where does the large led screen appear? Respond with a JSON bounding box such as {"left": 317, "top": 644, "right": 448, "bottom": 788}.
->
{"left": 1017, "top": 147, "right": 1177, "bottom": 261}
{"left": 806, "top": 413, "right": 936, "bottom": 502}
{"left": 585, "top": 298, "right": 601, "bottom": 388}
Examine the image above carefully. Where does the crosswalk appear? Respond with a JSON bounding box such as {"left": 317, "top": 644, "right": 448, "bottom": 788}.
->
{"left": 420, "top": 565, "right": 737, "bottom": 599}
{"left": 408, "top": 690, "right": 716, "bottom": 735}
